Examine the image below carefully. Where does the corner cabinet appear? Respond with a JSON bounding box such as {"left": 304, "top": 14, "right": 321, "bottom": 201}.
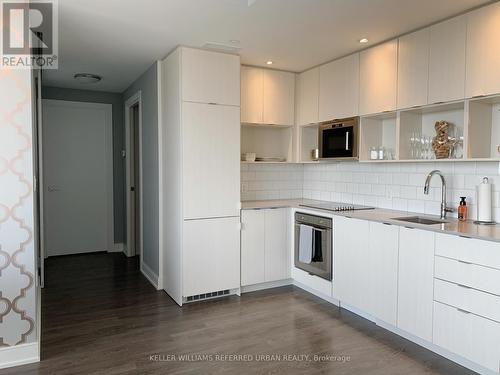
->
{"left": 241, "top": 66, "right": 295, "bottom": 126}
{"left": 241, "top": 208, "right": 290, "bottom": 287}
{"left": 359, "top": 40, "right": 398, "bottom": 115}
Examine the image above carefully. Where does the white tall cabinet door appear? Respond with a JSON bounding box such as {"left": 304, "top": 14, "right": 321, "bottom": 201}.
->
{"left": 182, "top": 102, "right": 240, "bottom": 219}
{"left": 397, "top": 227, "right": 435, "bottom": 342}
{"left": 319, "top": 54, "right": 360, "bottom": 121}
{"left": 466, "top": 2, "right": 500, "bottom": 98}
{"left": 264, "top": 208, "right": 289, "bottom": 282}
{"left": 241, "top": 66, "right": 264, "bottom": 124}
{"left": 333, "top": 216, "right": 371, "bottom": 312}
{"left": 183, "top": 217, "right": 240, "bottom": 296}
{"left": 369, "top": 222, "right": 399, "bottom": 326}
{"left": 359, "top": 40, "right": 398, "bottom": 115}
{"left": 241, "top": 210, "right": 265, "bottom": 286}
{"left": 263, "top": 69, "right": 295, "bottom": 125}
{"left": 182, "top": 48, "right": 240, "bottom": 106}
{"left": 397, "top": 29, "right": 430, "bottom": 109}
{"left": 428, "top": 16, "right": 466, "bottom": 104}
{"left": 296, "top": 67, "right": 319, "bottom": 125}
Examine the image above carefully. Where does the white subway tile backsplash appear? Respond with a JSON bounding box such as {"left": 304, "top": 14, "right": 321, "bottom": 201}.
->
{"left": 241, "top": 161, "right": 500, "bottom": 221}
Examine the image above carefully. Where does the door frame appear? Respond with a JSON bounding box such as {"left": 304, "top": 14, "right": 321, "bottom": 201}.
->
{"left": 124, "top": 91, "right": 143, "bottom": 261}
{"left": 41, "top": 99, "right": 114, "bottom": 255}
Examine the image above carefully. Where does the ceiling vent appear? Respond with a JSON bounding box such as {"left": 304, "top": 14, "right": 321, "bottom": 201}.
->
{"left": 202, "top": 42, "right": 241, "bottom": 55}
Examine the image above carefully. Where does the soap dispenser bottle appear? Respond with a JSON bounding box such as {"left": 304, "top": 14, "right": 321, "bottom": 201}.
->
{"left": 458, "top": 197, "right": 467, "bottom": 221}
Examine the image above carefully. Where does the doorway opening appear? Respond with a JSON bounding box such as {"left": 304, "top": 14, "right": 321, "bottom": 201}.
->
{"left": 125, "top": 91, "right": 143, "bottom": 264}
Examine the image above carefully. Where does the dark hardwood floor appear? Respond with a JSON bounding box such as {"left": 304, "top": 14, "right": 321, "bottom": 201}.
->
{"left": 1, "top": 252, "right": 474, "bottom": 375}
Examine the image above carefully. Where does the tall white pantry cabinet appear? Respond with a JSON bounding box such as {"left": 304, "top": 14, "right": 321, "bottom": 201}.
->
{"left": 160, "top": 47, "right": 241, "bottom": 305}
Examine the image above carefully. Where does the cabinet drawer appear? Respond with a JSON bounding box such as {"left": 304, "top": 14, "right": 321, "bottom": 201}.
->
{"left": 434, "top": 278, "right": 500, "bottom": 323}
{"left": 435, "top": 255, "right": 500, "bottom": 296}
{"left": 433, "top": 301, "right": 500, "bottom": 373}
{"left": 435, "top": 233, "right": 500, "bottom": 270}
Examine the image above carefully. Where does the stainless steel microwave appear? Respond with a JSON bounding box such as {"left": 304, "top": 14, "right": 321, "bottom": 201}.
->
{"left": 318, "top": 117, "right": 359, "bottom": 160}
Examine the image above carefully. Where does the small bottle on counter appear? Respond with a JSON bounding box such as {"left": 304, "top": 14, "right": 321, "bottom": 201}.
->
{"left": 458, "top": 196, "right": 468, "bottom": 221}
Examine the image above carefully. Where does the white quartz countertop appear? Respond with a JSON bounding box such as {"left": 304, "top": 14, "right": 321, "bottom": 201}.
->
{"left": 241, "top": 199, "right": 500, "bottom": 243}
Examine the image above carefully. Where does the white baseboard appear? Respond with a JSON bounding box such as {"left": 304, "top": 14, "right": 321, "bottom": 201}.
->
{"left": 140, "top": 261, "right": 159, "bottom": 290}
{"left": 0, "top": 342, "right": 39, "bottom": 370}
{"left": 376, "top": 320, "right": 496, "bottom": 375}
{"left": 109, "top": 242, "right": 125, "bottom": 253}
{"left": 241, "top": 279, "right": 293, "bottom": 293}
{"left": 292, "top": 280, "right": 340, "bottom": 307}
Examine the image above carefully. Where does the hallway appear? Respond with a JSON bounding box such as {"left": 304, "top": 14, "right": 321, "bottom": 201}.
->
{"left": 1, "top": 253, "right": 473, "bottom": 375}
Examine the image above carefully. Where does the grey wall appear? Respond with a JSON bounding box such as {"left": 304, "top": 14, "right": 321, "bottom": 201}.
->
{"left": 41, "top": 86, "right": 126, "bottom": 243}
{"left": 122, "top": 62, "right": 159, "bottom": 275}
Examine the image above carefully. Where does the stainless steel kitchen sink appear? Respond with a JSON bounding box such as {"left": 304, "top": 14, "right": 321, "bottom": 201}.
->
{"left": 391, "top": 216, "right": 448, "bottom": 225}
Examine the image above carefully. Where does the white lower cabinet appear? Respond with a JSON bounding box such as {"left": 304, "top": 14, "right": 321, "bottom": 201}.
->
{"left": 433, "top": 301, "right": 500, "bottom": 373}
{"left": 334, "top": 216, "right": 371, "bottom": 312}
{"left": 368, "top": 222, "right": 399, "bottom": 326}
{"left": 397, "top": 227, "right": 435, "bottom": 342}
{"left": 334, "top": 218, "right": 399, "bottom": 324}
{"left": 241, "top": 208, "right": 289, "bottom": 286}
{"left": 182, "top": 217, "right": 240, "bottom": 297}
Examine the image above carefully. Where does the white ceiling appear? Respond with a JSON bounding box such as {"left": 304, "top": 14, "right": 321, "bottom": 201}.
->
{"left": 43, "top": 0, "right": 491, "bottom": 93}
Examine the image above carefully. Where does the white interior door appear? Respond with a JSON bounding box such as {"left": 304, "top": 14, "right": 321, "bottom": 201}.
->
{"left": 42, "top": 100, "right": 113, "bottom": 256}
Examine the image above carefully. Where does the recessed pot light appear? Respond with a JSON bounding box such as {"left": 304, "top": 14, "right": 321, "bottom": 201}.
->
{"left": 74, "top": 73, "right": 102, "bottom": 84}
{"left": 266, "top": 60, "right": 273, "bottom": 65}
{"left": 359, "top": 38, "right": 369, "bottom": 44}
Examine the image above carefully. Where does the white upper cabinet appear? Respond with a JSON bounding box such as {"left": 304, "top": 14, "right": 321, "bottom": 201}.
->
{"left": 181, "top": 48, "right": 240, "bottom": 106}
{"left": 241, "top": 66, "right": 295, "bottom": 125}
{"left": 296, "top": 67, "right": 319, "bottom": 125}
{"left": 263, "top": 69, "right": 295, "bottom": 125}
{"left": 359, "top": 40, "right": 398, "bottom": 115}
{"left": 397, "top": 29, "right": 430, "bottom": 109}
{"left": 241, "top": 66, "right": 264, "bottom": 123}
{"left": 428, "top": 16, "right": 466, "bottom": 104}
{"left": 319, "top": 54, "right": 360, "bottom": 121}
{"left": 466, "top": 1, "right": 500, "bottom": 97}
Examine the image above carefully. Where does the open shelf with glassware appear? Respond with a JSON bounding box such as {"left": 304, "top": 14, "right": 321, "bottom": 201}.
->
{"left": 398, "top": 101, "right": 465, "bottom": 161}
{"left": 359, "top": 112, "right": 398, "bottom": 161}
{"left": 241, "top": 123, "right": 295, "bottom": 163}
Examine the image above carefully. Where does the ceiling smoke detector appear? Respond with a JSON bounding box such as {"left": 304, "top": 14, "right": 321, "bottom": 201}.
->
{"left": 74, "top": 73, "right": 102, "bottom": 84}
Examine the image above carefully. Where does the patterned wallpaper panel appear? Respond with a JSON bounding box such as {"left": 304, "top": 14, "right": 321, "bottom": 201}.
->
{"left": 0, "top": 65, "right": 37, "bottom": 346}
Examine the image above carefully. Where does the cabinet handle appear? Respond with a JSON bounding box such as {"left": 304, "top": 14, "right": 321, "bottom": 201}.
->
{"left": 472, "top": 94, "right": 486, "bottom": 99}
{"left": 404, "top": 226, "right": 415, "bottom": 229}
{"left": 459, "top": 235, "right": 471, "bottom": 239}
{"left": 456, "top": 308, "right": 471, "bottom": 314}
{"left": 208, "top": 102, "right": 218, "bottom": 105}
{"left": 383, "top": 222, "right": 392, "bottom": 226}
{"left": 457, "top": 259, "right": 472, "bottom": 265}
{"left": 457, "top": 283, "right": 472, "bottom": 289}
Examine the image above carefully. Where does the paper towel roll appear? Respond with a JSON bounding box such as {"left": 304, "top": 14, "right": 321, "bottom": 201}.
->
{"left": 477, "top": 177, "right": 492, "bottom": 222}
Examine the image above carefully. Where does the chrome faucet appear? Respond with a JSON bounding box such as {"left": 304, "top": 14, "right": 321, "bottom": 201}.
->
{"left": 424, "top": 170, "right": 454, "bottom": 220}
